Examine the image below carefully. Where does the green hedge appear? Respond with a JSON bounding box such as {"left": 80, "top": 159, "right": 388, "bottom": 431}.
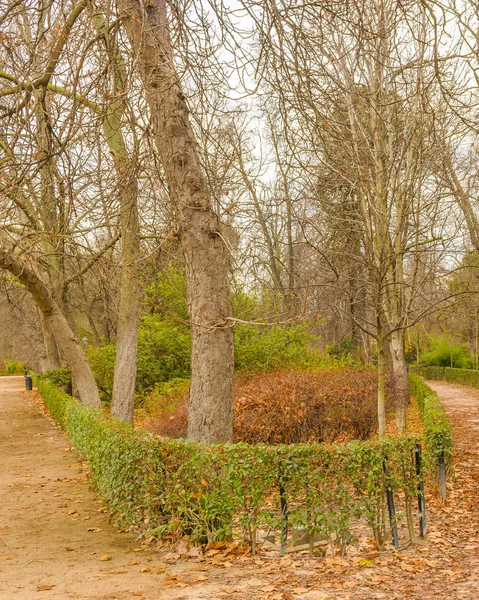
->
{"left": 443, "top": 367, "right": 479, "bottom": 387}
{"left": 410, "top": 365, "right": 479, "bottom": 389}
{"left": 408, "top": 374, "right": 453, "bottom": 467}
{"left": 409, "top": 366, "right": 445, "bottom": 380}
{"left": 35, "top": 376, "right": 449, "bottom": 548}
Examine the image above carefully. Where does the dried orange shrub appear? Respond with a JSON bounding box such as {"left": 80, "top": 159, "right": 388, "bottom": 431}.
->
{"left": 233, "top": 368, "right": 378, "bottom": 444}
{"left": 152, "top": 368, "right": 379, "bottom": 444}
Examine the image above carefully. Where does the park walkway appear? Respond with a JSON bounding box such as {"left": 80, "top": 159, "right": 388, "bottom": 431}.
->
{"left": 2, "top": 376, "right": 479, "bottom": 599}
{"left": 0, "top": 377, "right": 239, "bottom": 600}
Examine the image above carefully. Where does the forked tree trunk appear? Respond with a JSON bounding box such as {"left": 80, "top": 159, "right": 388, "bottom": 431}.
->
{"left": 116, "top": 0, "right": 234, "bottom": 442}
{"left": 0, "top": 248, "right": 101, "bottom": 408}
{"left": 389, "top": 329, "right": 409, "bottom": 433}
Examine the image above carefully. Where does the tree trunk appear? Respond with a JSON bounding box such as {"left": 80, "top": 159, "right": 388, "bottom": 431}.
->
{"left": 110, "top": 162, "right": 141, "bottom": 424}
{"left": 389, "top": 329, "right": 409, "bottom": 433}
{"left": 40, "top": 314, "right": 61, "bottom": 372}
{"left": 377, "top": 328, "right": 387, "bottom": 437}
{"left": 116, "top": 0, "right": 234, "bottom": 442}
{"left": 0, "top": 248, "right": 101, "bottom": 408}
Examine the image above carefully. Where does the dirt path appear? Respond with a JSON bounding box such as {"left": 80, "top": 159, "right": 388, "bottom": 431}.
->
{"left": 2, "top": 377, "right": 479, "bottom": 600}
{"left": 0, "top": 377, "right": 260, "bottom": 600}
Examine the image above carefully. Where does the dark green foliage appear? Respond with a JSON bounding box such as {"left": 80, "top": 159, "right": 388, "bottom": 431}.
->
{"left": 43, "top": 367, "right": 72, "bottom": 394}
{"left": 85, "top": 344, "right": 116, "bottom": 403}
{"left": 136, "top": 316, "right": 191, "bottom": 391}
{"left": 34, "top": 376, "right": 448, "bottom": 548}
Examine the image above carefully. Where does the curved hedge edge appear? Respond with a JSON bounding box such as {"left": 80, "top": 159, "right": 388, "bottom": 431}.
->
{"left": 34, "top": 375, "right": 431, "bottom": 547}
{"left": 408, "top": 374, "right": 453, "bottom": 471}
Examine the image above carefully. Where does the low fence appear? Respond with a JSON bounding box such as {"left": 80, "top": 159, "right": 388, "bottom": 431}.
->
{"left": 33, "top": 375, "right": 452, "bottom": 553}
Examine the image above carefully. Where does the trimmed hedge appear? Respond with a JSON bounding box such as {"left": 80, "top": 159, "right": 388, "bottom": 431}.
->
{"left": 35, "top": 376, "right": 450, "bottom": 548}
{"left": 410, "top": 365, "right": 479, "bottom": 388}
{"left": 409, "top": 366, "right": 445, "bottom": 380}
{"left": 443, "top": 367, "right": 479, "bottom": 387}
{"left": 407, "top": 374, "right": 453, "bottom": 467}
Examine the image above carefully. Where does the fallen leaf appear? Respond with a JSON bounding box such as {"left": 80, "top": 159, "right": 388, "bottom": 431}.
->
{"left": 140, "top": 566, "right": 151, "bottom": 573}
{"left": 163, "top": 552, "right": 180, "bottom": 562}
{"left": 100, "top": 555, "right": 112, "bottom": 561}
{"left": 37, "top": 585, "right": 55, "bottom": 591}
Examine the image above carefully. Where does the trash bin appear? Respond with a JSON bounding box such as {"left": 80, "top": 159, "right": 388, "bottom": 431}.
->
{"left": 25, "top": 376, "right": 33, "bottom": 391}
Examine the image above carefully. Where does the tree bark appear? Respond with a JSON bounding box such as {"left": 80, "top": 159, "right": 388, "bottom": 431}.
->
{"left": 40, "top": 314, "right": 61, "bottom": 372}
{"left": 0, "top": 247, "right": 101, "bottom": 408}
{"left": 89, "top": 7, "right": 143, "bottom": 425}
{"left": 116, "top": 0, "right": 234, "bottom": 442}
{"left": 110, "top": 161, "right": 141, "bottom": 424}
{"left": 377, "top": 325, "right": 387, "bottom": 437}
{"left": 389, "top": 329, "right": 409, "bottom": 433}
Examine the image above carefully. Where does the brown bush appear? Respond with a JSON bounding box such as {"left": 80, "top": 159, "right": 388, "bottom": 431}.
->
{"left": 150, "top": 368, "right": 380, "bottom": 444}
{"left": 233, "top": 368, "right": 379, "bottom": 444}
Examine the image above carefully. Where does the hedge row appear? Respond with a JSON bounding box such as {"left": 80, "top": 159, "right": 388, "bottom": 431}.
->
{"left": 407, "top": 374, "right": 453, "bottom": 466}
{"left": 34, "top": 376, "right": 448, "bottom": 549}
{"left": 410, "top": 365, "right": 479, "bottom": 388}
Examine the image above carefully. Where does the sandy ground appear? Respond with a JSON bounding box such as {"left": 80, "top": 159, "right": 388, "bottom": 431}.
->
{"left": 2, "top": 376, "right": 479, "bottom": 600}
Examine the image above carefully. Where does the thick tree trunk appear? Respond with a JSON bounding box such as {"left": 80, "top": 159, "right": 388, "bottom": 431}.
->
{"left": 116, "top": 0, "right": 234, "bottom": 442}
{"left": 110, "top": 164, "right": 141, "bottom": 424}
{"left": 389, "top": 329, "right": 409, "bottom": 433}
{"left": 40, "top": 314, "right": 61, "bottom": 372}
{"left": 0, "top": 248, "right": 101, "bottom": 407}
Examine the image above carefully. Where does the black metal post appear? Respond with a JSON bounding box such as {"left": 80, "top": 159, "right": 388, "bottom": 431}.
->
{"left": 384, "top": 459, "right": 400, "bottom": 549}
{"left": 23, "top": 369, "right": 28, "bottom": 377}
{"left": 415, "top": 443, "right": 427, "bottom": 537}
{"left": 279, "top": 475, "right": 288, "bottom": 556}
{"left": 438, "top": 452, "right": 446, "bottom": 503}
{"left": 25, "top": 375, "right": 32, "bottom": 391}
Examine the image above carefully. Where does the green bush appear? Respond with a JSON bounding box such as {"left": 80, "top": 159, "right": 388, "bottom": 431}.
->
{"left": 0, "top": 359, "right": 26, "bottom": 375}
{"left": 136, "top": 316, "right": 191, "bottom": 391}
{"left": 35, "top": 376, "right": 435, "bottom": 549}
{"left": 422, "top": 339, "right": 473, "bottom": 369}
{"left": 86, "top": 344, "right": 117, "bottom": 403}
{"left": 43, "top": 367, "right": 73, "bottom": 395}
